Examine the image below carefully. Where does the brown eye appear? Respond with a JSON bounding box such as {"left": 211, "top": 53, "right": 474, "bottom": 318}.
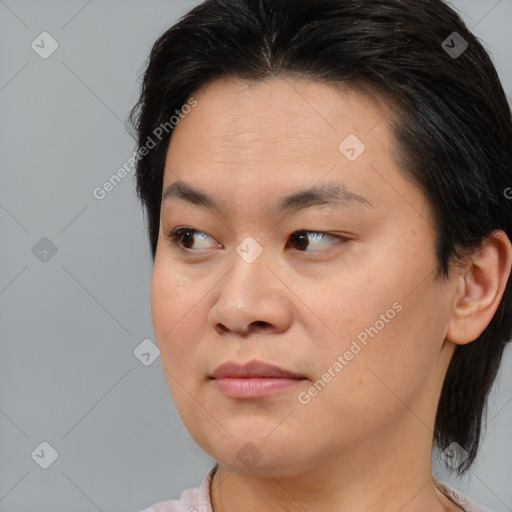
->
{"left": 165, "top": 227, "right": 220, "bottom": 251}
{"left": 175, "top": 228, "right": 197, "bottom": 249}
{"left": 289, "top": 230, "right": 310, "bottom": 251}
{"left": 288, "top": 230, "right": 344, "bottom": 252}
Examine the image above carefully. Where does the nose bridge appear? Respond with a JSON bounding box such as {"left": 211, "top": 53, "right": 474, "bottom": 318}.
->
{"left": 209, "top": 238, "right": 291, "bottom": 333}
{"left": 228, "top": 237, "right": 270, "bottom": 302}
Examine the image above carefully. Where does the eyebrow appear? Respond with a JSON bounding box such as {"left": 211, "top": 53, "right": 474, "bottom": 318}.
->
{"left": 162, "top": 181, "right": 373, "bottom": 214}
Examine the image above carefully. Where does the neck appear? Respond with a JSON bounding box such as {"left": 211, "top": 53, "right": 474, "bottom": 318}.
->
{"left": 210, "top": 422, "right": 459, "bottom": 512}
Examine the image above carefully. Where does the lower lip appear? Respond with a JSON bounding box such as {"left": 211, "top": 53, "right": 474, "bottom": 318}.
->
{"left": 213, "top": 377, "right": 305, "bottom": 398}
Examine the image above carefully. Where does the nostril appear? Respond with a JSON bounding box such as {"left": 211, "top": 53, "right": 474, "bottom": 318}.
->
{"left": 214, "top": 320, "right": 273, "bottom": 336}
{"left": 251, "top": 321, "right": 268, "bottom": 328}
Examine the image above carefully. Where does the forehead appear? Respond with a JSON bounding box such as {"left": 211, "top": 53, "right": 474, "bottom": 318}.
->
{"left": 165, "top": 75, "right": 395, "bottom": 175}
{"left": 170, "top": 76, "right": 393, "bottom": 156}
{"left": 162, "top": 75, "right": 431, "bottom": 226}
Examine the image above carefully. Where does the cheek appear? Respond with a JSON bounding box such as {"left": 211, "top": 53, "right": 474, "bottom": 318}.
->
{"left": 150, "top": 263, "right": 211, "bottom": 429}
{"left": 302, "top": 265, "right": 441, "bottom": 413}
{"left": 298, "top": 312, "right": 432, "bottom": 442}
{"left": 150, "top": 260, "right": 201, "bottom": 371}
{"left": 150, "top": 260, "right": 177, "bottom": 339}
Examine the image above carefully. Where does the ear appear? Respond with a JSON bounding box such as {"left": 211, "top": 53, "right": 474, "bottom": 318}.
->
{"left": 446, "top": 230, "right": 512, "bottom": 345}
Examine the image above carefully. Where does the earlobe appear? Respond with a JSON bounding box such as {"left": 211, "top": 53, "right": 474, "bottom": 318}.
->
{"left": 446, "top": 230, "right": 512, "bottom": 346}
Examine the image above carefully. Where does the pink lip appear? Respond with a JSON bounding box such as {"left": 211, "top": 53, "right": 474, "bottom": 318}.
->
{"left": 210, "top": 360, "right": 307, "bottom": 398}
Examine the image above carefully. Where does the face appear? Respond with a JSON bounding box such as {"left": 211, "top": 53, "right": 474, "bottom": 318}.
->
{"left": 151, "top": 76, "right": 459, "bottom": 477}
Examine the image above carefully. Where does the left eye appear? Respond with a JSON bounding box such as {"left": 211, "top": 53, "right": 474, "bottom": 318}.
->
{"left": 165, "top": 227, "right": 345, "bottom": 253}
{"left": 287, "top": 230, "right": 344, "bottom": 252}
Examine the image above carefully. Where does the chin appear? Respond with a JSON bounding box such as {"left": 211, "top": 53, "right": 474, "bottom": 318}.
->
{"left": 194, "top": 427, "right": 314, "bottom": 476}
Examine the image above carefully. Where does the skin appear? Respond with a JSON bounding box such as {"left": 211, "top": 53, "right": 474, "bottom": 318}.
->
{"left": 150, "top": 76, "right": 512, "bottom": 512}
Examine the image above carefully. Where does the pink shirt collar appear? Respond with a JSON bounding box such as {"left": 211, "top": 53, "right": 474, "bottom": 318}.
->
{"left": 141, "top": 466, "right": 492, "bottom": 512}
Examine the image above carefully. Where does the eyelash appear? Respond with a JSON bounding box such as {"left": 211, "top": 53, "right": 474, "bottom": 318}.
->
{"left": 164, "top": 226, "right": 349, "bottom": 254}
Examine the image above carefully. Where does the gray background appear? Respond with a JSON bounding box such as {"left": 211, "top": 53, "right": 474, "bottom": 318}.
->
{"left": 0, "top": 1, "right": 511, "bottom": 511}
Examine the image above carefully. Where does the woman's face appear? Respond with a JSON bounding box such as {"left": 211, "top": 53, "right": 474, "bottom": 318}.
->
{"left": 150, "top": 76, "right": 459, "bottom": 476}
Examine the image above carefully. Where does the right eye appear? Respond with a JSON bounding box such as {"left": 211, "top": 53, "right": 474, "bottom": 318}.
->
{"left": 165, "top": 227, "right": 222, "bottom": 251}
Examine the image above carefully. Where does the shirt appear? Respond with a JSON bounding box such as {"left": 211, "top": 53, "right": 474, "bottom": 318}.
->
{"left": 138, "top": 465, "right": 492, "bottom": 512}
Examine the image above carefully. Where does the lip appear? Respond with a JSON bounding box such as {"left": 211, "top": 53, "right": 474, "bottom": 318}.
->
{"left": 211, "top": 359, "right": 304, "bottom": 379}
{"left": 210, "top": 359, "right": 307, "bottom": 398}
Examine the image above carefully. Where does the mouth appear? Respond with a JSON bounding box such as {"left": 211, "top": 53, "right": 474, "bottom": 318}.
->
{"left": 210, "top": 359, "right": 308, "bottom": 398}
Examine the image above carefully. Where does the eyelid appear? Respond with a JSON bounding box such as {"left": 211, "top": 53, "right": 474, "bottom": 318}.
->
{"left": 165, "top": 226, "right": 221, "bottom": 252}
{"left": 289, "top": 230, "right": 351, "bottom": 256}
{"left": 165, "top": 226, "right": 350, "bottom": 254}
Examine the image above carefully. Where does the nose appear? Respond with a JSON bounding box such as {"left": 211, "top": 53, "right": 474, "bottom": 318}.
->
{"left": 208, "top": 250, "right": 293, "bottom": 336}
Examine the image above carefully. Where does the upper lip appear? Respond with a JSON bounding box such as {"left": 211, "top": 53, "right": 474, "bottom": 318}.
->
{"left": 211, "top": 359, "right": 305, "bottom": 379}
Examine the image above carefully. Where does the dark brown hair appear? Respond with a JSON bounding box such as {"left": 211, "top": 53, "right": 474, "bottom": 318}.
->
{"left": 128, "top": 0, "right": 512, "bottom": 474}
